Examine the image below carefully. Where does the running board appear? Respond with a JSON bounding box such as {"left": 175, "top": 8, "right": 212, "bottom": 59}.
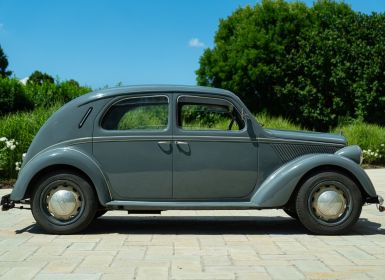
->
{"left": 106, "top": 200, "right": 256, "bottom": 210}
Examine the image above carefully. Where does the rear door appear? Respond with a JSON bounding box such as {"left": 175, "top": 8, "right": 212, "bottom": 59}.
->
{"left": 93, "top": 94, "right": 173, "bottom": 200}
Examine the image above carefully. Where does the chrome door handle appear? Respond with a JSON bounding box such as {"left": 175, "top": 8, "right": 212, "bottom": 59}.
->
{"left": 175, "top": 141, "right": 189, "bottom": 145}
{"left": 158, "top": 141, "right": 171, "bottom": 145}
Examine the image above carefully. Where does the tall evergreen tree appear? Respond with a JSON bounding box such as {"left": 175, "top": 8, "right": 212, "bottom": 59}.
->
{"left": 0, "top": 45, "right": 12, "bottom": 78}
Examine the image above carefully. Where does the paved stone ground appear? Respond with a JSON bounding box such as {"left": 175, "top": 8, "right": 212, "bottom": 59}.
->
{"left": 0, "top": 169, "right": 384, "bottom": 280}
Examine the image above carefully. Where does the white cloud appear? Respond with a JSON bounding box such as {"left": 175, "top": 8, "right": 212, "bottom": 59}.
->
{"left": 19, "top": 77, "right": 29, "bottom": 85}
{"left": 189, "top": 38, "right": 205, "bottom": 48}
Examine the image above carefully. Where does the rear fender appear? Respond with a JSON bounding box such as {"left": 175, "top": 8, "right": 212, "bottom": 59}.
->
{"left": 11, "top": 147, "right": 111, "bottom": 205}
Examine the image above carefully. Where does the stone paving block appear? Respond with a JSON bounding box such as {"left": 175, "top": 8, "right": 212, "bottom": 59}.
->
{"left": 145, "top": 245, "right": 174, "bottom": 259}
{"left": 202, "top": 255, "right": 232, "bottom": 266}
{"left": 42, "top": 258, "right": 83, "bottom": 273}
{"left": 337, "top": 245, "right": 376, "bottom": 261}
{"left": 314, "top": 252, "right": 354, "bottom": 266}
{"left": 67, "top": 242, "right": 97, "bottom": 251}
{"left": 33, "top": 244, "right": 67, "bottom": 256}
{"left": 110, "top": 259, "right": 169, "bottom": 269}
{"left": 101, "top": 272, "right": 136, "bottom": 280}
{"left": 171, "top": 259, "right": 202, "bottom": 273}
{"left": 236, "top": 272, "right": 271, "bottom": 280}
{"left": 81, "top": 255, "right": 115, "bottom": 267}
{"left": 266, "top": 265, "right": 305, "bottom": 279}
{"left": 0, "top": 266, "right": 42, "bottom": 280}
{"left": 34, "top": 273, "right": 102, "bottom": 280}
{"left": 259, "top": 254, "right": 317, "bottom": 260}
{"left": 0, "top": 246, "right": 38, "bottom": 261}
{"left": 171, "top": 271, "right": 235, "bottom": 280}
{"left": 205, "top": 265, "right": 265, "bottom": 273}
{"left": 115, "top": 246, "right": 147, "bottom": 260}
{"left": 136, "top": 266, "right": 169, "bottom": 280}
{"left": 292, "top": 260, "right": 331, "bottom": 273}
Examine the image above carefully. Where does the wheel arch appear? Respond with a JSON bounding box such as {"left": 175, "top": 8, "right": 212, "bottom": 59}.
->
{"left": 11, "top": 148, "right": 112, "bottom": 205}
{"left": 285, "top": 164, "right": 367, "bottom": 209}
{"left": 25, "top": 164, "right": 95, "bottom": 199}
{"left": 250, "top": 153, "right": 377, "bottom": 208}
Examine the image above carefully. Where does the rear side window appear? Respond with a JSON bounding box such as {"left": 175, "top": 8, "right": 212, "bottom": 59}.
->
{"left": 101, "top": 96, "right": 169, "bottom": 130}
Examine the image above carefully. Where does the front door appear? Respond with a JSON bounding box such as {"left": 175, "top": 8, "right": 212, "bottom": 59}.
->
{"left": 172, "top": 95, "right": 259, "bottom": 200}
{"left": 93, "top": 94, "right": 173, "bottom": 200}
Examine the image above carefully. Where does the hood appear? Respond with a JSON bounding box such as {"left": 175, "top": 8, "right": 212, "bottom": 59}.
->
{"left": 265, "top": 129, "right": 347, "bottom": 146}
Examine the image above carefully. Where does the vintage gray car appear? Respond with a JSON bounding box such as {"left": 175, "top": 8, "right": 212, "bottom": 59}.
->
{"left": 1, "top": 85, "right": 383, "bottom": 234}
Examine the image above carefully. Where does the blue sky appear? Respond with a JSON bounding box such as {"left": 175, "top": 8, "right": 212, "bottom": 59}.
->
{"left": 1, "top": 0, "right": 384, "bottom": 89}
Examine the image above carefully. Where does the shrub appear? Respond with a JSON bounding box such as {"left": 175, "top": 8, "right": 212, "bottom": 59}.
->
{"left": 24, "top": 79, "right": 91, "bottom": 108}
{"left": 0, "top": 137, "right": 19, "bottom": 179}
{"left": 0, "top": 77, "right": 32, "bottom": 115}
{"left": 0, "top": 105, "right": 60, "bottom": 179}
{"left": 335, "top": 122, "right": 385, "bottom": 165}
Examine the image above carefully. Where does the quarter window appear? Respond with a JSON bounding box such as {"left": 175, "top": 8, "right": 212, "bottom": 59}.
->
{"left": 102, "top": 96, "right": 169, "bottom": 130}
{"left": 177, "top": 96, "right": 245, "bottom": 131}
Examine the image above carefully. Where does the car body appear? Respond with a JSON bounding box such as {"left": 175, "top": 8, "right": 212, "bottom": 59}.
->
{"left": 1, "top": 85, "right": 383, "bottom": 234}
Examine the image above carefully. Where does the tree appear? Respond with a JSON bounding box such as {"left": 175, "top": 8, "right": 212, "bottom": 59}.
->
{"left": 0, "top": 45, "right": 12, "bottom": 78}
{"left": 27, "top": 70, "right": 54, "bottom": 86}
{"left": 196, "top": 0, "right": 385, "bottom": 130}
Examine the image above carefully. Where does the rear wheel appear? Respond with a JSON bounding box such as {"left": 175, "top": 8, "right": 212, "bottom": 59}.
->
{"left": 295, "top": 171, "right": 362, "bottom": 235}
{"left": 31, "top": 171, "right": 97, "bottom": 234}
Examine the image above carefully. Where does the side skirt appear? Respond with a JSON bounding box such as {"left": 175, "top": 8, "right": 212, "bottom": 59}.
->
{"left": 106, "top": 200, "right": 259, "bottom": 211}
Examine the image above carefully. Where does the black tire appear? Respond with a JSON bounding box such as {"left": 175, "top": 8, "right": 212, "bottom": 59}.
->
{"left": 295, "top": 171, "right": 362, "bottom": 235}
{"left": 283, "top": 208, "right": 298, "bottom": 220}
{"left": 31, "top": 171, "right": 97, "bottom": 234}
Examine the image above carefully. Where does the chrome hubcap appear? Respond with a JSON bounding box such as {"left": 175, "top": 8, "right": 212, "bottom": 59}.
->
{"left": 312, "top": 185, "right": 347, "bottom": 221}
{"left": 47, "top": 186, "right": 81, "bottom": 221}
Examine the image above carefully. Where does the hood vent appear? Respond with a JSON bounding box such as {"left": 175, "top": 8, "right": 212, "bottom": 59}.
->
{"left": 272, "top": 143, "right": 339, "bottom": 163}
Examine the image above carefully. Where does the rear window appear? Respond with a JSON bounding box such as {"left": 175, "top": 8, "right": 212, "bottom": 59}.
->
{"left": 101, "top": 96, "right": 169, "bottom": 130}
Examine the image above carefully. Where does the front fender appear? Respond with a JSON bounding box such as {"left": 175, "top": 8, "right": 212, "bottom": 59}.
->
{"left": 11, "top": 147, "right": 111, "bottom": 205}
{"left": 251, "top": 150, "right": 376, "bottom": 208}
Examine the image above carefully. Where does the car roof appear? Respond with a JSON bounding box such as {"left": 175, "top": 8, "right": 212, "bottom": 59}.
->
{"left": 75, "top": 85, "right": 235, "bottom": 107}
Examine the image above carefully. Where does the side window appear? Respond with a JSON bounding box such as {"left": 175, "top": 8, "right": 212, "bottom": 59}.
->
{"left": 177, "top": 96, "right": 245, "bottom": 131}
{"left": 102, "top": 96, "right": 169, "bottom": 130}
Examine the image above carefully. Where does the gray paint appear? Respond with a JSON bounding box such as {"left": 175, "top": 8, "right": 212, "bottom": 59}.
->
{"left": 11, "top": 145, "right": 111, "bottom": 205}
{"left": 9, "top": 85, "right": 379, "bottom": 210}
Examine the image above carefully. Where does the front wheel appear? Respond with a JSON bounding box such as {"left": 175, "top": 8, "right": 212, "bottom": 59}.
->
{"left": 295, "top": 171, "right": 362, "bottom": 235}
{"left": 31, "top": 171, "right": 97, "bottom": 234}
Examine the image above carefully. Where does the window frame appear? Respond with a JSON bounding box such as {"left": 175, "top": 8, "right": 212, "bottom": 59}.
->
{"left": 176, "top": 95, "right": 246, "bottom": 132}
{"left": 99, "top": 94, "right": 171, "bottom": 132}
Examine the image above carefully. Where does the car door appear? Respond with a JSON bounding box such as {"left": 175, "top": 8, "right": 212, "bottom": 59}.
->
{"left": 93, "top": 94, "right": 173, "bottom": 200}
{"left": 173, "top": 94, "right": 259, "bottom": 200}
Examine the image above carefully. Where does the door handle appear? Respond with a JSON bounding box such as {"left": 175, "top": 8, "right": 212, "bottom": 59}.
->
{"left": 175, "top": 141, "right": 189, "bottom": 145}
{"left": 157, "top": 141, "right": 172, "bottom": 154}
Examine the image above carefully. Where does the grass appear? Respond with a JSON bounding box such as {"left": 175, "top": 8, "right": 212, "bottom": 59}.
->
{"left": 334, "top": 122, "right": 385, "bottom": 150}
{"left": 255, "top": 112, "right": 303, "bottom": 131}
